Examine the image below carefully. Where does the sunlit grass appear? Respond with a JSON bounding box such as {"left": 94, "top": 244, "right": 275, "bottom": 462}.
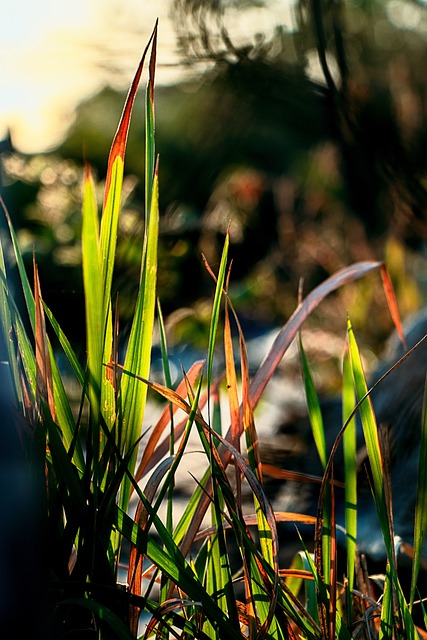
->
{"left": 0, "top": 22, "right": 427, "bottom": 640}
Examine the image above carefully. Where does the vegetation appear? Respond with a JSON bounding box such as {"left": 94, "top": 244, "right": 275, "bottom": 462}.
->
{"left": 2, "top": 14, "right": 427, "bottom": 640}
{"left": 5, "top": 0, "right": 427, "bottom": 358}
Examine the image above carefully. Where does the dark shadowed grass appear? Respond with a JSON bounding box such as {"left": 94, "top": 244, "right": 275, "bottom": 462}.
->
{"left": 0, "top": 23, "right": 427, "bottom": 640}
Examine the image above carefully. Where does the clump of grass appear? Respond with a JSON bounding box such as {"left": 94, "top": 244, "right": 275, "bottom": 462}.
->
{"left": 1, "top": 22, "right": 426, "bottom": 640}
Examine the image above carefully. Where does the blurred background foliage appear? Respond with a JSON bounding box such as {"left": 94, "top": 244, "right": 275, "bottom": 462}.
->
{"left": 2, "top": 0, "right": 427, "bottom": 379}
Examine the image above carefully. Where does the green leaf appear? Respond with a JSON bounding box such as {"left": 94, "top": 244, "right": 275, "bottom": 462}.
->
{"left": 206, "top": 232, "right": 229, "bottom": 393}
{"left": 82, "top": 167, "right": 103, "bottom": 425}
{"left": 119, "top": 166, "right": 159, "bottom": 511}
{"left": 347, "top": 318, "right": 391, "bottom": 554}
{"left": 115, "top": 507, "right": 243, "bottom": 640}
{"left": 58, "top": 598, "right": 135, "bottom": 640}
{"left": 342, "top": 347, "right": 357, "bottom": 618}
{"left": 299, "top": 335, "right": 327, "bottom": 469}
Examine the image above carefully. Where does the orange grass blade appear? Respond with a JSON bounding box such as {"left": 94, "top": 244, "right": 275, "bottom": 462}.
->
{"left": 133, "top": 360, "right": 204, "bottom": 484}
{"left": 380, "top": 263, "right": 406, "bottom": 348}
{"left": 34, "top": 259, "right": 55, "bottom": 421}
{"left": 102, "top": 21, "right": 158, "bottom": 209}
{"left": 128, "top": 455, "right": 175, "bottom": 634}
{"left": 193, "top": 511, "right": 316, "bottom": 542}
{"left": 250, "top": 261, "right": 383, "bottom": 409}
{"left": 178, "top": 261, "right": 385, "bottom": 559}
{"left": 224, "top": 297, "right": 241, "bottom": 452}
{"left": 99, "top": 21, "right": 158, "bottom": 364}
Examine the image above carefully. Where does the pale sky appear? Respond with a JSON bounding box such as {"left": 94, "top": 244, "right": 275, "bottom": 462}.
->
{"left": 0, "top": 0, "right": 185, "bottom": 152}
{"left": 0, "top": 0, "right": 295, "bottom": 153}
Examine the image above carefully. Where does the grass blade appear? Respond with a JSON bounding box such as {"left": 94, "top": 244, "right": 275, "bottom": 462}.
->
{"left": 119, "top": 164, "right": 159, "bottom": 510}
{"left": 299, "top": 335, "right": 327, "bottom": 469}
{"left": 347, "top": 318, "right": 390, "bottom": 554}
{"left": 410, "top": 375, "right": 427, "bottom": 609}
{"left": 342, "top": 346, "right": 357, "bottom": 620}
{"left": 82, "top": 166, "right": 103, "bottom": 428}
{"left": 34, "top": 259, "right": 55, "bottom": 420}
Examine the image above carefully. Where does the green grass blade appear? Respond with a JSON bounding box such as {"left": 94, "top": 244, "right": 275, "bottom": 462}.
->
{"left": 12, "top": 306, "right": 36, "bottom": 404}
{"left": 410, "top": 374, "right": 427, "bottom": 609}
{"left": 117, "top": 31, "right": 158, "bottom": 511}
{"left": 287, "top": 551, "right": 319, "bottom": 624}
{"left": 145, "top": 24, "right": 157, "bottom": 214}
{"left": 347, "top": 318, "right": 391, "bottom": 554}
{"left": 99, "top": 156, "right": 122, "bottom": 330}
{"left": 115, "top": 507, "right": 243, "bottom": 640}
{"left": 299, "top": 335, "right": 327, "bottom": 469}
{"left": 43, "top": 302, "right": 85, "bottom": 388}
{"left": 49, "top": 344, "right": 84, "bottom": 468}
{"left": 1, "top": 198, "right": 35, "bottom": 328}
{"left": 58, "top": 598, "right": 135, "bottom": 640}
{"left": 349, "top": 320, "right": 417, "bottom": 635}
{"left": 82, "top": 167, "right": 103, "bottom": 425}
{"left": 342, "top": 347, "right": 357, "bottom": 619}
{"left": 379, "top": 563, "right": 394, "bottom": 640}
{"left": 299, "top": 336, "right": 333, "bottom": 591}
{"left": 99, "top": 22, "right": 157, "bottom": 323}
{"left": 119, "top": 166, "right": 159, "bottom": 511}
{"left": 206, "top": 233, "right": 229, "bottom": 393}
{"left": 0, "top": 251, "right": 23, "bottom": 408}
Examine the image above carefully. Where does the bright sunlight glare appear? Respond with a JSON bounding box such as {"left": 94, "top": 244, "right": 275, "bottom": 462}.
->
{"left": 1, "top": 0, "right": 296, "bottom": 154}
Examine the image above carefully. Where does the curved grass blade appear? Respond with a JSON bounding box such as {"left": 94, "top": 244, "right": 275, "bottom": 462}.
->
{"left": 115, "top": 507, "right": 243, "bottom": 640}
{"left": 43, "top": 302, "right": 85, "bottom": 388}
{"left": 58, "top": 598, "right": 135, "bottom": 640}
{"left": 133, "top": 360, "right": 204, "bottom": 483}
{"left": 0, "top": 196, "right": 35, "bottom": 327}
{"left": 250, "top": 261, "right": 383, "bottom": 409}
{"left": 180, "top": 261, "right": 387, "bottom": 561}
{"left": 0, "top": 245, "right": 24, "bottom": 408}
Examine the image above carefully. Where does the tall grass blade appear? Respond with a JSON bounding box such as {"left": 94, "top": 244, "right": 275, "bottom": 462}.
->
{"left": 1, "top": 199, "right": 80, "bottom": 461}
{"left": 179, "top": 261, "right": 388, "bottom": 561}
{"left": 410, "top": 375, "right": 427, "bottom": 609}
{"left": 34, "top": 260, "right": 55, "bottom": 420}
{"left": 119, "top": 165, "right": 159, "bottom": 510}
{"left": 133, "top": 360, "right": 205, "bottom": 483}
{"left": 342, "top": 346, "right": 357, "bottom": 621}
{"left": 116, "top": 507, "right": 243, "bottom": 640}
{"left": 347, "top": 318, "right": 390, "bottom": 553}
{"left": 82, "top": 166, "right": 103, "bottom": 429}
{"left": 379, "top": 563, "right": 394, "bottom": 640}
{"left": 43, "top": 302, "right": 85, "bottom": 388}
{"left": 1, "top": 197, "right": 35, "bottom": 327}
{"left": 118, "top": 30, "right": 159, "bottom": 511}
{"left": 0, "top": 237, "right": 23, "bottom": 408}
{"left": 347, "top": 319, "right": 417, "bottom": 636}
{"left": 250, "top": 261, "right": 384, "bottom": 409}
{"left": 204, "top": 231, "right": 229, "bottom": 396}
{"left": 100, "top": 22, "right": 157, "bottom": 314}
{"left": 299, "top": 335, "right": 327, "bottom": 469}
